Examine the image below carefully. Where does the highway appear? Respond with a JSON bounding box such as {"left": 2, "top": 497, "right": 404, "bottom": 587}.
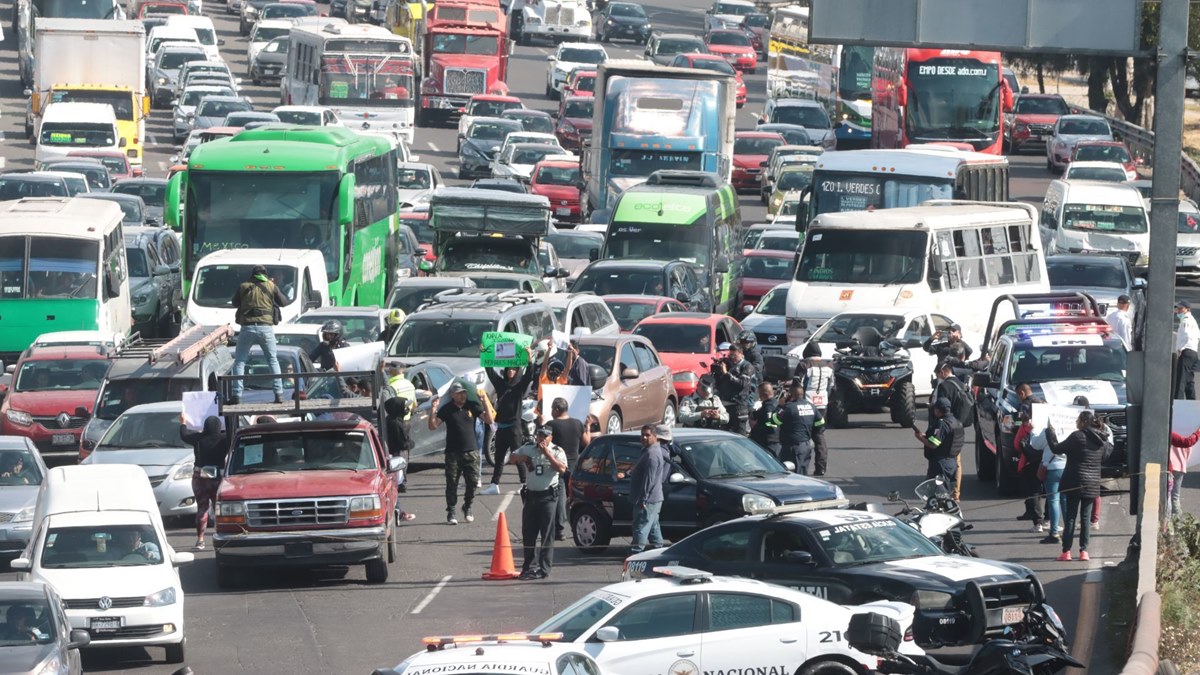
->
{"left": 0, "top": 0, "right": 1175, "bottom": 671}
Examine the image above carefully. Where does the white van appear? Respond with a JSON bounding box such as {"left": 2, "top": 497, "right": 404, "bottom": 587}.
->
{"left": 184, "top": 248, "right": 329, "bottom": 330}
{"left": 146, "top": 24, "right": 201, "bottom": 62}
{"left": 35, "top": 103, "right": 122, "bottom": 168}
{"left": 1040, "top": 179, "right": 1150, "bottom": 273}
{"left": 165, "top": 15, "right": 221, "bottom": 61}
{"left": 12, "top": 465, "right": 191, "bottom": 664}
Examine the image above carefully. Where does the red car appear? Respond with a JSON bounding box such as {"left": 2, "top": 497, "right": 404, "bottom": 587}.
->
{"left": 530, "top": 159, "right": 583, "bottom": 222}
{"left": 555, "top": 96, "right": 593, "bottom": 152}
{"left": 563, "top": 69, "right": 596, "bottom": 98}
{"left": 737, "top": 249, "right": 797, "bottom": 317}
{"left": 0, "top": 346, "right": 109, "bottom": 461}
{"left": 68, "top": 150, "right": 142, "bottom": 179}
{"left": 669, "top": 53, "right": 747, "bottom": 107}
{"left": 397, "top": 207, "right": 435, "bottom": 272}
{"left": 732, "top": 131, "right": 785, "bottom": 192}
{"left": 704, "top": 29, "right": 757, "bottom": 73}
{"left": 1004, "top": 93, "right": 1069, "bottom": 153}
{"left": 631, "top": 312, "right": 745, "bottom": 398}
{"left": 603, "top": 295, "right": 689, "bottom": 332}
{"left": 1070, "top": 140, "right": 1139, "bottom": 181}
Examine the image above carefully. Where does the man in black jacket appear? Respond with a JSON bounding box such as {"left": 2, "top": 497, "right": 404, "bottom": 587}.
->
{"left": 914, "top": 398, "right": 963, "bottom": 486}
{"left": 480, "top": 364, "right": 534, "bottom": 495}
{"left": 715, "top": 343, "right": 756, "bottom": 435}
{"left": 180, "top": 415, "right": 227, "bottom": 551}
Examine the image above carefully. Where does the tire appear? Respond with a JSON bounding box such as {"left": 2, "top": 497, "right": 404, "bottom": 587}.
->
{"left": 825, "top": 386, "right": 849, "bottom": 428}
{"left": 571, "top": 505, "right": 611, "bottom": 553}
{"left": 889, "top": 380, "right": 915, "bottom": 428}
{"left": 165, "top": 639, "right": 186, "bottom": 664}
{"left": 386, "top": 520, "right": 397, "bottom": 563}
{"left": 975, "top": 418, "right": 995, "bottom": 481}
{"left": 662, "top": 399, "right": 677, "bottom": 428}
{"left": 606, "top": 409, "right": 623, "bottom": 434}
{"left": 546, "top": 82, "right": 554, "bottom": 98}
{"left": 1046, "top": 156, "right": 1054, "bottom": 172}
{"left": 365, "top": 555, "right": 389, "bottom": 583}
{"left": 995, "top": 425, "right": 1020, "bottom": 496}
{"left": 797, "top": 659, "right": 859, "bottom": 675}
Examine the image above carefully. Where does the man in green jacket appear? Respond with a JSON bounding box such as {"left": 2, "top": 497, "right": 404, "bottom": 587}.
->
{"left": 230, "top": 265, "right": 288, "bottom": 405}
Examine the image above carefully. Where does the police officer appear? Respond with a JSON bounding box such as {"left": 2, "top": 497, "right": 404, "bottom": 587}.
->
{"left": 509, "top": 426, "right": 567, "bottom": 579}
{"left": 750, "top": 382, "right": 781, "bottom": 458}
{"left": 381, "top": 360, "right": 417, "bottom": 491}
{"left": 678, "top": 377, "right": 728, "bottom": 428}
{"left": 715, "top": 343, "right": 756, "bottom": 435}
{"left": 915, "top": 397, "right": 963, "bottom": 486}
{"left": 777, "top": 378, "right": 826, "bottom": 475}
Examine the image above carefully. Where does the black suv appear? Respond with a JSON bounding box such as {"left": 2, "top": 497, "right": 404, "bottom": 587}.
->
{"left": 568, "top": 428, "right": 842, "bottom": 552}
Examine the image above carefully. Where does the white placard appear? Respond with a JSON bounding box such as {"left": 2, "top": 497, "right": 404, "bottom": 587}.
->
{"left": 182, "top": 391, "right": 218, "bottom": 431}
{"left": 1029, "top": 403, "right": 1087, "bottom": 434}
{"left": 539, "top": 384, "right": 591, "bottom": 422}
{"left": 551, "top": 329, "right": 570, "bottom": 351}
{"left": 333, "top": 342, "right": 385, "bottom": 373}
{"left": 1171, "top": 400, "right": 1200, "bottom": 469}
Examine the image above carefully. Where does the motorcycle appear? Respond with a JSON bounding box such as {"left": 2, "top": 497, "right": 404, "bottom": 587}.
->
{"left": 888, "top": 476, "right": 977, "bottom": 557}
{"left": 823, "top": 327, "right": 916, "bottom": 429}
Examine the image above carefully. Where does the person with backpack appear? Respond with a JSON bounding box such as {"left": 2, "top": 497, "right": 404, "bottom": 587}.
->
{"left": 933, "top": 361, "right": 973, "bottom": 499}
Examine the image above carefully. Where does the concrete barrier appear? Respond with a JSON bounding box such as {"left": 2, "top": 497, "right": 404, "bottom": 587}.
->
{"left": 1119, "top": 463, "right": 1161, "bottom": 675}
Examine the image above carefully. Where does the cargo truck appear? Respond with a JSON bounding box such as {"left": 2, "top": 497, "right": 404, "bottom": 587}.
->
{"left": 417, "top": 0, "right": 513, "bottom": 126}
{"left": 510, "top": 0, "right": 590, "bottom": 45}
{"left": 24, "top": 19, "right": 148, "bottom": 167}
{"left": 582, "top": 60, "right": 735, "bottom": 223}
{"left": 14, "top": 0, "right": 127, "bottom": 88}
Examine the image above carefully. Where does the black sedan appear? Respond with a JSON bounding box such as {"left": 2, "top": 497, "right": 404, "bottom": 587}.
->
{"left": 623, "top": 508, "right": 1043, "bottom": 645}
{"left": 572, "top": 258, "right": 713, "bottom": 313}
{"left": 457, "top": 117, "right": 524, "bottom": 180}
{"left": 595, "top": 1, "right": 652, "bottom": 44}
{"left": 568, "top": 428, "right": 842, "bottom": 553}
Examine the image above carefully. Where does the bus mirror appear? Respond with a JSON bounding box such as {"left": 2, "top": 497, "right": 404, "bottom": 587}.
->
{"left": 164, "top": 172, "right": 183, "bottom": 230}
{"left": 927, "top": 255, "right": 943, "bottom": 292}
{"left": 796, "top": 204, "right": 808, "bottom": 233}
{"left": 337, "top": 173, "right": 357, "bottom": 226}
{"left": 713, "top": 257, "right": 728, "bottom": 274}
{"left": 118, "top": 137, "right": 127, "bottom": 148}
{"left": 105, "top": 268, "right": 122, "bottom": 298}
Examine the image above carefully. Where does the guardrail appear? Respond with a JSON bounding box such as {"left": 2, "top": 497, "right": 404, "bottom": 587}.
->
{"left": 1118, "top": 462, "right": 1161, "bottom": 675}
{"left": 1067, "top": 103, "right": 1200, "bottom": 202}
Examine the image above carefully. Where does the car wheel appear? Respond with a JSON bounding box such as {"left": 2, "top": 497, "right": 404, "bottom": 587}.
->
{"left": 571, "top": 505, "right": 611, "bottom": 553}
{"left": 661, "top": 399, "right": 677, "bottom": 428}
{"left": 995, "top": 424, "right": 1020, "bottom": 496}
{"left": 975, "top": 415, "right": 995, "bottom": 481}
{"left": 1046, "top": 155, "right": 1054, "bottom": 172}
{"left": 365, "top": 551, "right": 390, "bottom": 582}
{"left": 386, "top": 520, "right": 397, "bottom": 562}
{"left": 165, "top": 638, "right": 186, "bottom": 664}
{"left": 606, "top": 409, "right": 623, "bottom": 434}
{"left": 825, "top": 386, "right": 848, "bottom": 428}
{"left": 888, "top": 380, "right": 915, "bottom": 428}
{"left": 797, "top": 660, "right": 858, "bottom": 675}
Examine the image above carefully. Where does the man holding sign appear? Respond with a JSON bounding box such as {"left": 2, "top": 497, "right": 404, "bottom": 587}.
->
{"left": 481, "top": 337, "right": 535, "bottom": 496}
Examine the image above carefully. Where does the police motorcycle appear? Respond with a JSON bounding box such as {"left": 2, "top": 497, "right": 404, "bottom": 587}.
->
{"left": 888, "top": 476, "right": 977, "bottom": 557}
{"left": 846, "top": 583, "right": 1080, "bottom": 675}
{"left": 824, "top": 326, "right": 916, "bottom": 429}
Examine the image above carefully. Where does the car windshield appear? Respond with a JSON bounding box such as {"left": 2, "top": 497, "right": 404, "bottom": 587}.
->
{"left": 575, "top": 268, "right": 668, "bottom": 296}
{"left": 608, "top": 3, "right": 645, "bottom": 17}
{"left": 708, "top": 31, "right": 750, "bottom": 46}
{"left": 0, "top": 597, "right": 55, "bottom": 647}
{"left": 604, "top": 301, "right": 662, "bottom": 331}
{"left": 757, "top": 234, "right": 798, "bottom": 252}
{"left": 776, "top": 200, "right": 801, "bottom": 217}
{"left": 226, "top": 112, "right": 278, "bottom": 126}
{"left": 811, "top": 314, "right": 905, "bottom": 343}
{"left": 559, "top": 47, "right": 605, "bottom": 64}
{"left": 437, "top": 239, "right": 536, "bottom": 275}
{"left": 657, "top": 38, "right": 704, "bottom": 55}
{"left": 743, "top": 13, "right": 768, "bottom": 26}
{"left": 735, "top": 137, "right": 782, "bottom": 155}
{"left": 226, "top": 348, "right": 303, "bottom": 391}
{"left": 506, "top": 113, "right": 555, "bottom": 134}
{"left": 633, "top": 323, "right": 712, "bottom": 353}
{"left": 813, "top": 517, "right": 942, "bottom": 565}
{"left": 397, "top": 168, "right": 431, "bottom": 189}
{"left": 1009, "top": 345, "right": 1126, "bottom": 383}
{"left": 0, "top": 178, "right": 67, "bottom": 199}
{"left": 777, "top": 167, "right": 813, "bottom": 192}
{"left": 1059, "top": 119, "right": 1109, "bottom": 135}
{"left": 1180, "top": 210, "right": 1200, "bottom": 233}
{"left": 1073, "top": 145, "right": 1131, "bottom": 164}
{"left": 469, "top": 100, "right": 521, "bottom": 117}
{"left": 753, "top": 287, "right": 787, "bottom": 316}
{"left": 15, "top": 358, "right": 107, "bottom": 393}
{"left": 388, "top": 318, "right": 495, "bottom": 357}
{"left": 676, "top": 436, "right": 789, "bottom": 478}
{"left": 546, "top": 233, "right": 602, "bottom": 258}
{"left": 563, "top": 99, "right": 593, "bottom": 118}
{"left": 715, "top": 1, "right": 753, "bottom": 14}
{"left": 97, "top": 198, "right": 142, "bottom": 224}
{"left": 1047, "top": 261, "right": 1126, "bottom": 289}
{"left": 191, "top": 27, "right": 216, "bottom": 44}
{"left": 741, "top": 255, "right": 795, "bottom": 279}
{"left": 95, "top": 378, "right": 198, "bottom": 421}
{"left": 0, "top": 448, "right": 43, "bottom": 486}
{"left": 229, "top": 430, "right": 376, "bottom": 474}
{"left": 254, "top": 25, "right": 291, "bottom": 41}
{"left": 471, "top": 121, "right": 519, "bottom": 140}
{"left": 577, "top": 344, "right": 616, "bottom": 377}
{"left": 90, "top": 155, "right": 130, "bottom": 174}
{"left": 536, "top": 165, "right": 580, "bottom": 186}
{"left": 685, "top": 57, "right": 736, "bottom": 75}
{"left": 772, "top": 105, "right": 831, "bottom": 129}
{"left": 1065, "top": 167, "right": 1127, "bottom": 182}
{"left": 388, "top": 284, "right": 462, "bottom": 314}
{"left": 1061, "top": 204, "right": 1147, "bottom": 234}
{"left": 531, "top": 594, "right": 618, "bottom": 642}
{"left": 39, "top": 123, "right": 115, "bottom": 147}
{"left": 113, "top": 181, "right": 167, "bottom": 207}
{"left": 183, "top": 88, "right": 229, "bottom": 106}
{"left": 159, "top": 50, "right": 206, "bottom": 69}
{"left": 1015, "top": 97, "right": 1069, "bottom": 115}
{"left": 513, "top": 147, "right": 559, "bottom": 165}
{"left": 431, "top": 33, "right": 499, "bottom": 55}
{"left": 98, "top": 411, "right": 184, "bottom": 450}
{"left": 193, "top": 263, "right": 298, "bottom": 307}
{"left": 263, "top": 3, "right": 311, "bottom": 16}
{"left": 275, "top": 109, "right": 320, "bottom": 125}
{"left": 293, "top": 314, "right": 379, "bottom": 343}
{"left": 796, "top": 229, "right": 926, "bottom": 284}
{"left": 41, "top": 524, "right": 163, "bottom": 568}
{"left": 198, "top": 99, "right": 251, "bottom": 118}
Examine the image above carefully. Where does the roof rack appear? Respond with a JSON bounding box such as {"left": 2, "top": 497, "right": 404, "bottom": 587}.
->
{"left": 216, "top": 369, "right": 382, "bottom": 431}
{"left": 426, "top": 288, "right": 542, "bottom": 307}
{"left": 108, "top": 325, "right": 233, "bottom": 366}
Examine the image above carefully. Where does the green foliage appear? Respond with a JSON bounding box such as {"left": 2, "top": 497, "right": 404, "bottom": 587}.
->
{"left": 1159, "top": 514, "right": 1200, "bottom": 672}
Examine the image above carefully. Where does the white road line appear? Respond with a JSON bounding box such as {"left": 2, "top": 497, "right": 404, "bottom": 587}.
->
{"left": 411, "top": 575, "right": 453, "bottom": 614}
{"left": 148, "top": 133, "right": 160, "bottom": 146}
{"left": 0, "top": 158, "right": 6, "bottom": 170}
{"left": 493, "top": 492, "right": 515, "bottom": 520}
{"left": 428, "top": 141, "right": 440, "bottom": 152}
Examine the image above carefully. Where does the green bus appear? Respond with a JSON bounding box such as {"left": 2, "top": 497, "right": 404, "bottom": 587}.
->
{"left": 599, "top": 171, "right": 740, "bottom": 315}
{"left": 165, "top": 126, "right": 398, "bottom": 307}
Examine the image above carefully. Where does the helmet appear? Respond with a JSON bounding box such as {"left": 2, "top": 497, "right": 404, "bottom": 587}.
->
{"left": 738, "top": 330, "right": 757, "bottom": 347}
{"left": 386, "top": 309, "right": 406, "bottom": 326}
{"left": 802, "top": 341, "right": 821, "bottom": 359}
{"left": 320, "top": 320, "right": 344, "bottom": 340}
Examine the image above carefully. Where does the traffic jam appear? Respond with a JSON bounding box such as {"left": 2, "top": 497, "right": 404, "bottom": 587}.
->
{"left": 0, "top": 0, "right": 1165, "bottom": 671}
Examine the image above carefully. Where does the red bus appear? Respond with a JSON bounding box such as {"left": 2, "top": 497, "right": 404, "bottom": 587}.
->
{"left": 871, "top": 49, "right": 1012, "bottom": 155}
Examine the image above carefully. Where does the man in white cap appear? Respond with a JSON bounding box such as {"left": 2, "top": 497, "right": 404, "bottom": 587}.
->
{"left": 509, "top": 425, "right": 567, "bottom": 579}
{"left": 628, "top": 424, "right": 670, "bottom": 554}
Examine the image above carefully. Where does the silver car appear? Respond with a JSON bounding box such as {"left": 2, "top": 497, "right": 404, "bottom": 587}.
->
{"left": 0, "top": 582, "right": 89, "bottom": 675}
{"left": 0, "top": 438, "right": 44, "bottom": 554}
{"left": 80, "top": 401, "right": 197, "bottom": 520}
{"left": 172, "top": 84, "right": 236, "bottom": 143}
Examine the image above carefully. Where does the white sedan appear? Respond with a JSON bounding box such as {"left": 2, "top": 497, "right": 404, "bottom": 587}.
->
{"left": 545, "top": 42, "right": 608, "bottom": 97}
{"left": 272, "top": 105, "right": 343, "bottom": 127}
{"left": 531, "top": 566, "right": 921, "bottom": 675}
{"left": 491, "top": 143, "right": 574, "bottom": 182}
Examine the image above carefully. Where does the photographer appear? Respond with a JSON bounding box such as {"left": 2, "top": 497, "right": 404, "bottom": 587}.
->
{"left": 714, "top": 343, "right": 756, "bottom": 435}
{"left": 923, "top": 323, "right": 976, "bottom": 380}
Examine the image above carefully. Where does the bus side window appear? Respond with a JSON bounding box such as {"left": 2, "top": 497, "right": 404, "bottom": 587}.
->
{"left": 952, "top": 228, "right": 985, "bottom": 289}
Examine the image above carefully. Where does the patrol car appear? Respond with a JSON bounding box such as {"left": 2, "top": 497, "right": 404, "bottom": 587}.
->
{"left": 530, "top": 566, "right": 922, "bottom": 675}
{"left": 373, "top": 633, "right": 605, "bottom": 675}
{"left": 622, "top": 508, "right": 1043, "bottom": 647}
{"left": 972, "top": 294, "right": 1128, "bottom": 495}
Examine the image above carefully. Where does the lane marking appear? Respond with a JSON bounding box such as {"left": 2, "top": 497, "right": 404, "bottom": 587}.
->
{"left": 493, "top": 491, "right": 515, "bottom": 520}
{"left": 0, "top": 157, "right": 6, "bottom": 170}
{"left": 411, "top": 575, "right": 453, "bottom": 614}
{"left": 428, "top": 141, "right": 440, "bottom": 152}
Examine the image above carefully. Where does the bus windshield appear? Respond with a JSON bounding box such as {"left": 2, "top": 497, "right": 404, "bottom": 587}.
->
{"left": 0, "top": 236, "right": 100, "bottom": 300}
{"left": 605, "top": 221, "right": 708, "bottom": 265}
{"left": 185, "top": 171, "right": 339, "bottom": 279}
{"left": 193, "top": 263, "right": 299, "bottom": 307}
{"left": 812, "top": 172, "right": 953, "bottom": 216}
{"left": 906, "top": 58, "right": 1002, "bottom": 138}
{"left": 609, "top": 150, "right": 701, "bottom": 177}
{"left": 797, "top": 229, "right": 926, "bottom": 284}
{"left": 320, "top": 60, "right": 415, "bottom": 107}
{"left": 1062, "top": 204, "right": 1147, "bottom": 234}
{"left": 838, "top": 46, "right": 874, "bottom": 100}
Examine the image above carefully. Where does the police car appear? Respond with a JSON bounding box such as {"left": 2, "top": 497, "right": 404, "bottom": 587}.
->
{"left": 972, "top": 305, "right": 1128, "bottom": 495}
{"left": 621, "top": 507, "right": 1043, "bottom": 646}
{"left": 373, "top": 633, "right": 606, "bottom": 675}
{"left": 529, "top": 566, "right": 922, "bottom": 675}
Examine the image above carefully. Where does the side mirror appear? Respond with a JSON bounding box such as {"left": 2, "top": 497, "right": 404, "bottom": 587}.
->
{"left": 886, "top": 490, "right": 901, "bottom": 501}
{"left": 67, "top": 629, "right": 91, "bottom": 650}
{"left": 171, "top": 551, "right": 195, "bottom": 565}
{"left": 588, "top": 363, "right": 607, "bottom": 386}
{"left": 1021, "top": 85, "right": 1030, "bottom": 94}
{"left": 595, "top": 626, "right": 620, "bottom": 642}
{"left": 717, "top": 342, "right": 732, "bottom": 352}
{"left": 4, "top": 365, "right": 14, "bottom": 374}
{"left": 218, "top": 38, "right": 227, "bottom": 45}
{"left": 154, "top": 264, "right": 171, "bottom": 276}
{"left": 388, "top": 455, "right": 408, "bottom": 472}
{"left": 415, "top": 390, "right": 432, "bottom": 403}
{"left": 783, "top": 550, "right": 814, "bottom": 565}
{"left": 556, "top": 268, "right": 571, "bottom": 278}
{"left": 1132, "top": 277, "right": 1147, "bottom": 290}
{"left": 783, "top": 460, "right": 796, "bottom": 471}
{"left": 9, "top": 557, "right": 30, "bottom": 571}
{"left": 668, "top": 471, "right": 690, "bottom": 484}
{"left": 759, "top": 160, "right": 768, "bottom": 168}
{"left": 170, "top": 99, "right": 180, "bottom": 106}
{"left": 971, "top": 372, "right": 993, "bottom": 389}
{"left": 742, "top": 303, "right": 754, "bottom": 315}
{"left": 337, "top": 173, "right": 357, "bottom": 226}
{"left": 415, "top": 247, "right": 428, "bottom": 257}
{"left": 546, "top": 54, "right": 555, "bottom": 60}
{"left": 75, "top": 406, "right": 89, "bottom": 417}
{"left": 620, "top": 366, "right": 639, "bottom": 380}
{"left": 675, "top": 292, "right": 689, "bottom": 304}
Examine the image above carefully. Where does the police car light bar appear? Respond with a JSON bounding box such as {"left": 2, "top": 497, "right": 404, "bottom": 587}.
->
{"left": 1006, "top": 323, "right": 1111, "bottom": 339}
{"left": 653, "top": 566, "right": 713, "bottom": 582}
{"left": 422, "top": 633, "right": 565, "bottom": 650}
{"left": 754, "top": 498, "right": 849, "bottom": 516}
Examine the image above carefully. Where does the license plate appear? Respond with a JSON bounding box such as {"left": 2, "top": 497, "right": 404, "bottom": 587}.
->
{"left": 52, "top": 434, "right": 75, "bottom": 445}
{"left": 760, "top": 347, "right": 783, "bottom": 355}
{"left": 1001, "top": 607, "right": 1024, "bottom": 624}
{"left": 556, "top": 207, "right": 573, "bottom": 216}
{"left": 90, "top": 617, "right": 121, "bottom": 633}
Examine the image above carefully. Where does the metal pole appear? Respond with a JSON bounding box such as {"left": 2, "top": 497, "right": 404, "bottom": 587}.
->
{"left": 1139, "top": 0, "right": 1189, "bottom": 523}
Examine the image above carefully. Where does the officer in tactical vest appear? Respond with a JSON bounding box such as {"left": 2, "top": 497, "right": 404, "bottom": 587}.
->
{"left": 230, "top": 265, "right": 289, "bottom": 405}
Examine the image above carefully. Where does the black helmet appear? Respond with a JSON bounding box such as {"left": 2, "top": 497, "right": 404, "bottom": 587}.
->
{"left": 320, "top": 320, "right": 344, "bottom": 341}
{"left": 738, "top": 330, "right": 757, "bottom": 347}
{"left": 802, "top": 341, "right": 821, "bottom": 359}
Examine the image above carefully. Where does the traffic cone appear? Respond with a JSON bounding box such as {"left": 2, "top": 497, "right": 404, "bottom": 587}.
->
{"left": 482, "top": 511, "right": 520, "bottom": 580}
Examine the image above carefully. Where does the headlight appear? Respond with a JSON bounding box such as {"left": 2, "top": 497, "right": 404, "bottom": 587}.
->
{"left": 349, "top": 494, "right": 382, "bottom": 518}
{"left": 912, "top": 590, "right": 954, "bottom": 609}
{"left": 133, "top": 291, "right": 152, "bottom": 305}
{"left": 172, "top": 462, "right": 195, "bottom": 480}
{"left": 35, "top": 656, "right": 61, "bottom": 675}
{"left": 742, "top": 493, "right": 775, "bottom": 515}
{"left": 606, "top": 17, "right": 614, "bottom": 25}
{"left": 889, "top": 367, "right": 909, "bottom": 377}
{"left": 5, "top": 409, "right": 31, "bottom": 426}
{"left": 144, "top": 587, "right": 177, "bottom": 607}
{"left": 12, "top": 505, "right": 34, "bottom": 523}
{"left": 158, "top": 77, "right": 169, "bottom": 85}
{"left": 395, "top": 268, "right": 412, "bottom": 279}
{"left": 217, "top": 501, "right": 245, "bottom": 516}
{"left": 834, "top": 486, "right": 845, "bottom": 499}
{"left": 461, "top": 144, "right": 484, "bottom": 159}
{"left": 1016, "top": 123, "right": 1028, "bottom": 132}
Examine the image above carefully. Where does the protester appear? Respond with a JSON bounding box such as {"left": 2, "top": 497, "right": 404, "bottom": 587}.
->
{"left": 566, "top": 340, "right": 591, "bottom": 388}
{"left": 544, "top": 397, "right": 589, "bottom": 540}
{"left": 799, "top": 341, "right": 833, "bottom": 412}
{"left": 229, "top": 265, "right": 288, "bottom": 404}
{"left": 429, "top": 382, "right": 493, "bottom": 525}
{"left": 915, "top": 398, "right": 962, "bottom": 486}
{"left": 1012, "top": 396, "right": 1045, "bottom": 533}
{"left": 1169, "top": 426, "right": 1200, "bottom": 519}
{"left": 1071, "top": 395, "right": 1111, "bottom": 531}
{"left": 509, "top": 426, "right": 567, "bottom": 579}
{"left": 482, "top": 362, "right": 534, "bottom": 495}
{"left": 180, "top": 415, "right": 227, "bottom": 550}
{"left": 1029, "top": 408, "right": 1065, "bottom": 544}
{"left": 627, "top": 424, "right": 669, "bottom": 554}
{"left": 1046, "top": 410, "right": 1108, "bottom": 561}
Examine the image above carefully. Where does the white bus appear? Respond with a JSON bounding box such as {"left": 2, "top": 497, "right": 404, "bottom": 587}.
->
{"left": 282, "top": 22, "right": 418, "bottom": 144}
{"left": 785, "top": 201, "right": 1049, "bottom": 344}
{"left": 801, "top": 147, "right": 1009, "bottom": 224}
{"left": 0, "top": 197, "right": 131, "bottom": 360}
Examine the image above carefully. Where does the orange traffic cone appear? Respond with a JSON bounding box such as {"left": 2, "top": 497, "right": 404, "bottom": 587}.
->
{"left": 482, "top": 511, "right": 520, "bottom": 580}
